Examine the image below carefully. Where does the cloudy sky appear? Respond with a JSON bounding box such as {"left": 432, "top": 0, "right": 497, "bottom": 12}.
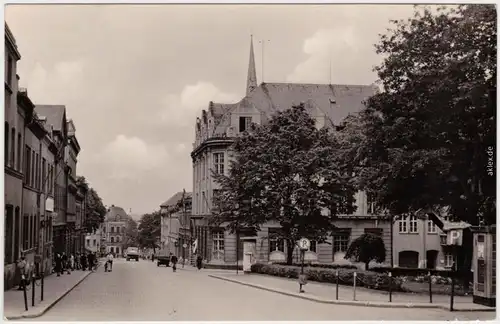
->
{"left": 6, "top": 4, "right": 418, "bottom": 215}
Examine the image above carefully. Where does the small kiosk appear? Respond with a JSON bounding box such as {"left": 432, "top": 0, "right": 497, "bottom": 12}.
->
{"left": 471, "top": 225, "right": 496, "bottom": 307}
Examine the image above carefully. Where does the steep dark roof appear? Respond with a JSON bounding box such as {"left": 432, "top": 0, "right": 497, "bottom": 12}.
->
{"left": 35, "top": 105, "right": 66, "bottom": 131}
{"left": 105, "top": 206, "right": 131, "bottom": 222}
{"left": 210, "top": 82, "right": 376, "bottom": 136}
{"left": 160, "top": 191, "right": 192, "bottom": 208}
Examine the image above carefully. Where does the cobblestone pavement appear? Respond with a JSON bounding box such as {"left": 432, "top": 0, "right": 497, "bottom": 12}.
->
{"left": 21, "top": 259, "right": 496, "bottom": 321}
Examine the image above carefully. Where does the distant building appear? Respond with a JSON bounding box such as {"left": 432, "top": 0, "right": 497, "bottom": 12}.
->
{"left": 85, "top": 227, "right": 102, "bottom": 253}
{"left": 190, "top": 37, "right": 388, "bottom": 265}
{"left": 102, "top": 205, "right": 131, "bottom": 256}
{"left": 159, "top": 191, "right": 192, "bottom": 260}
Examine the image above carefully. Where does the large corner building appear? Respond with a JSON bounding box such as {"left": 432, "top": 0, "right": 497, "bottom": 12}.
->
{"left": 190, "top": 37, "right": 386, "bottom": 266}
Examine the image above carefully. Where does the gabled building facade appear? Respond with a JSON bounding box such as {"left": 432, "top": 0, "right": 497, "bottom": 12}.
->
{"left": 159, "top": 191, "right": 192, "bottom": 260}
{"left": 102, "top": 205, "right": 130, "bottom": 256}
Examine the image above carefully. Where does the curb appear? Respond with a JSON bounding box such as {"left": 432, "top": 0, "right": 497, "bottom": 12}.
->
{"left": 6, "top": 269, "right": 96, "bottom": 320}
{"left": 208, "top": 275, "right": 496, "bottom": 313}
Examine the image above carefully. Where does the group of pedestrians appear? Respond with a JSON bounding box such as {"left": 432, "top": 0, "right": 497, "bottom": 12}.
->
{"left": 54, "top": 251, "right": 97, "bottom": 276}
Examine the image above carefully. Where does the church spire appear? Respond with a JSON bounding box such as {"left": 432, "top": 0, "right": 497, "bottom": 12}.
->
{"left": 246, "top": 35, "right": 257, "bottom": 96}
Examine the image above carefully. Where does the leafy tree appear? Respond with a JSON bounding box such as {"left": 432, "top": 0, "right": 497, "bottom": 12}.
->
{"left": 212, "top": 104, "right": 357, "bottom": 264}
{"left": 138, "top": 211, "right": 161, "bottom": 253}
{"left": 344, "top": 233, "right": 386, "bottom": 270}
{"left": 77, "top": 176, "right": 107, "bottom": 233}
{"left": 339, "top": 5, "right": 495, "bottom": 284}
{"left": 122, "top": 218, "right": 139, "bottom": 249}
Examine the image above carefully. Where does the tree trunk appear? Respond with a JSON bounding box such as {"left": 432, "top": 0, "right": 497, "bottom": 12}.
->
{"left": 286, "top": 239, "right": 294, "bottom": 265}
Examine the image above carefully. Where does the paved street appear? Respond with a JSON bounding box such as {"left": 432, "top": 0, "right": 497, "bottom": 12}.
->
{"left": 21, "top": 258, "right": 495, "bottom": 321}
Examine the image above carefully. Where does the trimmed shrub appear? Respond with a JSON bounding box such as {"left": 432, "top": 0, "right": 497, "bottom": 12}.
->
{"left": 272, "top": 262, "right": 357, "bottom": 270}
{"left": 204, "top": 263, "right": 243, "bottom": 270}
{"left": 250, "top": 263, "right": 404, "bottom": 292}
{"left": 369, "top": 266, "right": 462, "bottom": 278}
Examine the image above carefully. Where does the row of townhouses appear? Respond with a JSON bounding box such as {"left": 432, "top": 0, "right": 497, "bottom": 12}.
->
{"left": 170, "top": 37, "right": 457, "bottom": 270}
{"left": 4, "top": 23, "right": 88, "bottom": 289}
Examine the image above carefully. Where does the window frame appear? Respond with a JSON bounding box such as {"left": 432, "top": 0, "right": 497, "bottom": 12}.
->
{"left": 398, "top": 216, "right": 408, "bottom": 233}
{"left": 409, "top": 215, "right": 418, "bottom": 233}
{"left": 332, "top": 230, "right": 350, "bottom": 254}
{"left": 10, "top": 127, "right": 15, "bottom": 168}
{"left": 213, "top": 152, "right": 225, "bottom": 175}
{"left": 427, "top": 219, "right": 437, "bottom": 233}
{"left": 239, "top": 116, "right": 252, "bottom": 133}
{"left": 212, "top": 229, "right": 225, "bottom": 260}
{"left": 269, "top": 229, "right": 285, "bottom": 253}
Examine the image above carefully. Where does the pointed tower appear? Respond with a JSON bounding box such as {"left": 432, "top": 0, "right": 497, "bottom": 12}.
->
{"left": 246, "top": 35, "right": 258, "bottom": 96}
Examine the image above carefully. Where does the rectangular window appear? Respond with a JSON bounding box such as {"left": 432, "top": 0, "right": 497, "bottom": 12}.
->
{"left": 30, "top": 215, "right": 35, "bottom": 249}
{"left": 10, "top": 128, "right": 15, "bottom": 167}
{"left": 5, "top": 123, "right": 9, "bottom": 166}
{"left": 86, "top": 239, "right": 90, "bottom": 246}
{"left": 239, "top": 116, "right": 252, "bottom": 132}
{"left": 398, "top": 217, "right": 408, "bottom": 233}
{"left": 31, "top": 150, "right": 35, "bottom": 188}
{"left": 35, "top": 153, "right": 40, "bottom": 189}
{"left": 213, "top": 152, "right": 224, "bottom": 175}
{"left": 24, "top": 146, "right": 31, "bottom": 185}
{"left": 309, "top": 240, "right": 317, "bottom": 253}
{"left": 22, "top": 214, "right": 29, "bottom": 250}
{"left": 427, "top": 220, "right": 437, "bottom": 233}
{"left": 42, "top": 158, "right": 47, "bottom": 192}
{"left": 409, "top": 215, "right": 418, "bottom": 233}
{"left": 7, "top": 56, "right": 13, "bottom": 86}
{"left": 17, "top": 133, "right": 21, "bottom": 171}
{"left": 5, "top": 206, "right": 14, "bottom": 263}
{"left": 111, "top": 227, "right": 114, "bottom": 233}
{"left": 212, "top": 230, "right": 224, "bottom": 260}
{"left": 268, "top": 228, "right": 285, "bottom": 253}
{"left": 212, "top": 189, "right": 221, "bottom": 210}
{"left": 332, "top": 229, "right": 351, "bottom": 254}
{"left": 367, "top": 192, "right": 377, "bottom": 214}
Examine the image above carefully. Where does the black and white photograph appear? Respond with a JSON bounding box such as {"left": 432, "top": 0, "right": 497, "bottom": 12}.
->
{"left": 3, "top": 2, "right": 496, "bottom": 321}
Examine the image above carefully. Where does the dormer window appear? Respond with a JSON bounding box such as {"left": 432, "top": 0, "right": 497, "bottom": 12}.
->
{"left": 239, "top": 117, "right": 252, "bottom": 132}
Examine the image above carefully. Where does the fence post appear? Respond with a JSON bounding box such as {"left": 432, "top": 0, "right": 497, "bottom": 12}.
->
{"left": 389, "top": 272, "right": 392, "bottom": 302}
{"left": 336, "top": 270, "right": 339, "bottom": 300}
{"left": 428, "top": 271, "right": 433, "bottom": 303}
{"left": 22, "top": 274, "right": 28, "bottom": 311}
{"left": 353, "top": 272, "right": 357, "bottom": 301}
{"left": 31, "top": 273, "right": 35, "bottom": 307}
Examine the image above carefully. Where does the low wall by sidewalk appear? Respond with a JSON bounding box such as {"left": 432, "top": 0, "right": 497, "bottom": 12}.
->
{"left": 209, "top": 273, "right": 496, "bottom": 312}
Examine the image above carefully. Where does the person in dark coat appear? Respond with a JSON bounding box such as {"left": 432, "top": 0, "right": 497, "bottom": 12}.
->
{"left": 80, "top": 253, "right": 87, "bottom": 271}
{"left": 196, "top": 255, "right": 203, "bottom": 270}
{"left": 55, "top": 253, "right": 62, "bottom": 277}
{"left": 87, "top": 252, "right": 95, "bottom": 271}
{"left": 170, "top": 254, "right": 178, "bottom": 272}
{"left": 62, "top": 253, "right": 70, "bottom": 274}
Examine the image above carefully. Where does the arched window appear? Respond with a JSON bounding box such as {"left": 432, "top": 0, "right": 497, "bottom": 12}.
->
{"left": 10, "top": 127, "right": 15, "bottom": 167}
{"left": 5, "top": 122, "right": 9, "bottom": 165}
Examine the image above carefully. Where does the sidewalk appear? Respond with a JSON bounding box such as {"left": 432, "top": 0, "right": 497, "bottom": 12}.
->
{"left": 209, "top": 273, "right": 496, "bottom": 312}
{"left": 4, "top": 263, "right": 100, "bottom": 320}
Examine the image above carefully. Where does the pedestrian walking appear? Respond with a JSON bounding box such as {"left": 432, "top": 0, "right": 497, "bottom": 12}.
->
{"left": 16, "top": 254, "right": 27, "bottom": 290}
{"left": 106, "top": 252, "right": 114, "bottom": 272}
{"left": 80, "top": 253, "right": 87, "bottom": 271}
{"left": 196, "top": 255, "right": 203, "bottom": 270}
{"left": 87, "top": 252, "right": 94, "bottom": 272}
{"left": 55, "top": 253, "right": 62, "bottom": 276}
{"left": 70, "top": 254, "right": 75, "bottom": 271}
{"left": 170, "top": 254, "right": 178, "bottom": 272}
{"left": 62, "top": 253, "right": 71, "bottom": 274}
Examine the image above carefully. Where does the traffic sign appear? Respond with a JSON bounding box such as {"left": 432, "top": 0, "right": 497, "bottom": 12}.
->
{"left": 299, "top": 238, "right": 310, "bottom": 251}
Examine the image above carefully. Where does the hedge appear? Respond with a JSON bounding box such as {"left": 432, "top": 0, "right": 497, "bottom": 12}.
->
{"left": 369, "top": 266, "right": 464, "bottom": 279}
{"left": 272, "top": 262, "right": 357, "bottom": 270}
{"left": 250, "top": 263, "right": 404, "bottom": 292}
